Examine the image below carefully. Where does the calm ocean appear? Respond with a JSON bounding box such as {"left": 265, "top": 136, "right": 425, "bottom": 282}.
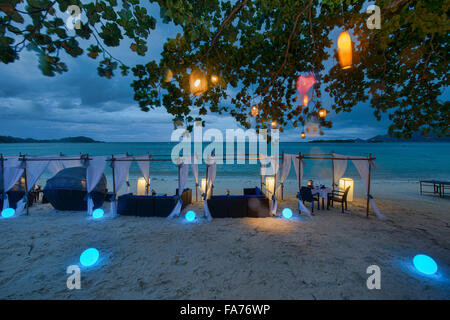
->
{"left": 1, "top": 142, "right": 449, "bottom": 185}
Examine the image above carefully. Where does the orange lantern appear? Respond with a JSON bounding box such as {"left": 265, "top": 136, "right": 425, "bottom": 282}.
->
{"left": 337, "top": 31, "right": 352, "bottom": 69}
{"left": 318, "top": 108, "right": 327, "bottom": 118}
{"left": 251, "top": 105, "right": 259, "bottom": 117}
{"left": 211, "top": 75, "right": 219, "bottom": 84}
{"left": 301, "top": 131, "right": 306, "bottom": 139}
{"left": 190, "top": 70, "right": 207, "bottom": 96}
{"left": 270, "top": 121, "right": 277, "bottom": 128}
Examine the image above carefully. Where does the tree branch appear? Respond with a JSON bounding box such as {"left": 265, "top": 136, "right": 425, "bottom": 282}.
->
{"left": 205, "top": 0, "right": 248, "bottom": 58}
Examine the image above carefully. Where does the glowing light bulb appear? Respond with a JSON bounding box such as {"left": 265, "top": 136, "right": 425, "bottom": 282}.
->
{"left": 282, "top": 208, "right": 293, "bottom": 219}
{"left": 92, "top": 208, "right": 104, "bottom": 219}
{"left": 301, "top": 131, "right": 306, "bottom": 139}
{"left": 413, "top": 254, "right": 438, "bottom": 275}
{"left": 211, "top": 75, "right": 218, "bottom": 84}
{"left": 194, "top": 79, "right": 201, "bottom": 87}
{"left": 80, "top": 248, "right": 99, "bottom": 267}
{"left": 251, "top": 105, "right": 259, "bottom": 117}
{"left": 271, "top": 121, "right": 277, "bottom": 128}
{"left": 303, "top": 95, "right": 309, "bottom": 106}
{"left": 1, "top": 208, "right": 15, "bottom": 218}
{"left": 319, "top": 108, "right": 327, "bottom": 118}
{"left": 185, "top": 211, "right": 196, "bottom": 222}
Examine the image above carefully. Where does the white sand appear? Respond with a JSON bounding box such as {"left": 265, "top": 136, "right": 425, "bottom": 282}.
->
{"left": 0, "top": 182, "right": 449, "bottom": 299}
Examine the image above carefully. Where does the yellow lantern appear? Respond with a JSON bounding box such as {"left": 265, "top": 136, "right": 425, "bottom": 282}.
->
{"left": 337, "top": 31, "right": 352, "bottom": 69}
{"left": 201, "top": 178, "right": 207, "bottom": 193}
{"left": 211, "top": 75, "right": 219, "bottom": 84}
{"left": 190, "top": 70, "right": 207, "bottom": 96}
{"left": 251, "top": 105, "right": 259, "bottom": 117}
{"left": 339, "top": 177, "right": 354, "bottom": 202}
{"left": 301, "top": 131, "right": 306, "bottom": 139}
{"left": 265, "top": 176, "right": 275, "bottom": 197}
{"left": 319, "top": 108, "right": 327, "bottom": 118}
{"left": 137, "top": 177, "right": 150, "bottom": 196}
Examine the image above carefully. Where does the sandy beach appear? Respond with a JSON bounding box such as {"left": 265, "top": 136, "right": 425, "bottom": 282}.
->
{"left": 1, "top": 180, "right": 449, "bottom": 300}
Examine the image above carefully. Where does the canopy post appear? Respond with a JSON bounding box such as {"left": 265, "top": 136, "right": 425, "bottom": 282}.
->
{"left": 281, "top": 152, "right": 284, "bottom": 200}
{"left": 204, "top": 164, "right": 209, "bottom": 200}
{"left": 146, "top": 154, "right": 151, "bottom": 195}
{"left": 111, "top": 155, "right": 116, "bottom": 200}
{"left": 1, "top": 154, "right": 4, "bottom": 209}
{"left": 366, "top": 153, "right": 372, "bottom": 218}
{"left": 177, "top": 161, "right": 181, "bottom": 195}
{"left": 22, "top": 155, "right": 29, "bottom": 216}
{"left": 298, "top": 152, "right": 302, "bottom": 192}
{"left": 331, "top": 150, "right": 335, "bottom": 192}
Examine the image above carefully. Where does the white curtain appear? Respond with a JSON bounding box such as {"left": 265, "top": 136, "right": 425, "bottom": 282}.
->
{"left": 109, "top": 155, "right": 132, "bottom": 216}
{"left": 271, "top": 154, "right": 292, "bottom": 216}
{"left": 2, "top": 157, "right": 24, "bottom": 210}
{"left": 86, "top": 156, "right": 107, "bottom": 216}
{"left": 332, "top": 153, "right": 348, "bottom": 188}
{"left": 203, "top": 157, "right": 216, "bottom": 221}
{"left": 48, "top": 156, "right": 82, "bottom": 175}
{"left": 15, "top": 158, "right": 50, "bottom": 215}
{"left": 168, "top": 159, "right": 189, "bottom": 219}
{"left": 352, "top": 159, "right": 385, "bottom": 220}
{"left": 190, "top": 154, "right": 201, "bottom": 200}
{"left": 285, "top": 154, "right": 311, "bottom": 218}
{"left": 134, "top": 155, "right": 150, "bottom": 194}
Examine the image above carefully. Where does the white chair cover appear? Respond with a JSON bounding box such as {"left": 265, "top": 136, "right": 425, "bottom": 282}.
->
{"left": 86, "top": 156, "right": 107, "bottom": 216}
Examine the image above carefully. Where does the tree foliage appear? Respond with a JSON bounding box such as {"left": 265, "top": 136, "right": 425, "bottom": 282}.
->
{"left": 0, "top": 0, "right": 448, "bottom": 138}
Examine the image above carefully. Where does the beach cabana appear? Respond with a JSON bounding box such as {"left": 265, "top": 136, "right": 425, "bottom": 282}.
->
{"left": 116, "top": 155, "right": 193, "bottom": 218}
{"left": 203, "top": 155, "right": 271, "bottom": 219}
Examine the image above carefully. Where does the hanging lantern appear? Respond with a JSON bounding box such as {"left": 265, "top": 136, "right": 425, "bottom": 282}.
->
{"left": 163, "top": 68, "right": 173, "bottom": 82}
{"left": 211, "top": 75, "right": 219, "bottom": 84}
{"left": 251, "top": 105, "right": 259, "bottom": 117}
{"left": 190, "top": 70, "right": 207, "bottom": 96}
{"left": 301, "top": 131, "right": 306, "bottom": 139}
{"left": 303, "top": 95, "right": 309, "bottom": 106}
{"left": 319, "top": 108, "right": 327, "bottom": 118}
{"left": 337, "top": 31, "right": 352, "bottom": 69}
{"left": 270, "top": 121, "right": 277, "bottom": 128}
{"left": 296, "top": 74, "right": 316, "bottom": 107}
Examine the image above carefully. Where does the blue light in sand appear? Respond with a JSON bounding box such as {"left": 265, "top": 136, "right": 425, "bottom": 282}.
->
{"left": 80, "top": 248, "right": 100, "bottom": 267}
{"left": 1, "top": 208, "right": 15, "bottom": 218}
{"left": 413, "top": 254, "right": 438, "bottom": 275}
{"left": 282, "top": 208, "right": 293, "bottom": 219}
{"left": 185, "top": 210, "right": 196, "bottom": 222}
{"left": 92, "top": 208, "right": 104, "bottom": 219}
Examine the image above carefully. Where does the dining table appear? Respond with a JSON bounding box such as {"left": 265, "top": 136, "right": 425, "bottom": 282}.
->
{"left": 311, "top": 186, "right": 333, "bottom": 210}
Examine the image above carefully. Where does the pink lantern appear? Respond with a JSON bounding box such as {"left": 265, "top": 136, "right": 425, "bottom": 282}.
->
{"left": 296, "top": 74, "right": 316, "bottom": 106}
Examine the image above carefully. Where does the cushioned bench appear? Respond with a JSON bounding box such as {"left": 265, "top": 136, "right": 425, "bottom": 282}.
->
{"left": 117, "top": 189, "right": 192, "bottom": 217}
{"left": 207, "top": 187, "right": 270, "bottom": 218}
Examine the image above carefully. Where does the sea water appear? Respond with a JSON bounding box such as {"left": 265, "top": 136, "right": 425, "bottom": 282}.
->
{"left": 1, "top": 142, "right": 449, "bottom": 198}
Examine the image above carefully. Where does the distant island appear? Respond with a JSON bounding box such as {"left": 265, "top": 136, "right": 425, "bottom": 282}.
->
{"left": 310, "top": 132, "right": 449, "bottom": 143}
{"left": 0, "top": 136, "right": 102, "bottom": 143}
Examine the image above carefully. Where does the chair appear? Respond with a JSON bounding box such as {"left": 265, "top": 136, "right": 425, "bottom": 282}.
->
{"left": 328, "top": 186, "right": 351, "bottom": 213}
{"left": 298, "top": 187, "right": 320, "bottom": 213}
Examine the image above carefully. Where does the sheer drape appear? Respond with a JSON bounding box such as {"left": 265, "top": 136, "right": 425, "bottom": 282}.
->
{"left": 134, "top": 155, "right": 150, "bottom": 193}
{"left": 352, "top": 159, "right": 385, "bottom": 220}
{"left": 203, "top": 157, "right": 216, "bottom": 221}
{"left": 109, "top": 155, "right": 132, "bottom": 216}
{"left": 2, "top": 157, "right": 24, "bottom": 210}
{"left": 86, "top": 156, "right": 107, "bottom": 216}
{"left": 332, "top": 153, "right": 347, "bottom": 187}
{"left": 168, "top": 158, "right": 189, "bottom": 219}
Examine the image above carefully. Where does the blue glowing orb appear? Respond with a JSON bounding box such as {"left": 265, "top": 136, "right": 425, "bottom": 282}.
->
{"left": 413, "top": 254, "right": 438, "bottom": 275}
{"left": 185, "top": 211, "right": 196, "bottom": 222}
{"left": 282, "top": 208, "right": 293, "bottom": 219}
{"left": 80, "top": 248, "right": 100, "bottom": 267}
{"left": 1, "top": 208, "right": 15, "bottom": 218}
{"left": 92, "top": 208, "right": 104, "bottom": 219}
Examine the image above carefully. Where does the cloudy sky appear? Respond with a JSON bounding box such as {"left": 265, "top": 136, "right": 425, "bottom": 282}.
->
{"left": 0, "top": 3, "right": 392, "bottom": 142}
